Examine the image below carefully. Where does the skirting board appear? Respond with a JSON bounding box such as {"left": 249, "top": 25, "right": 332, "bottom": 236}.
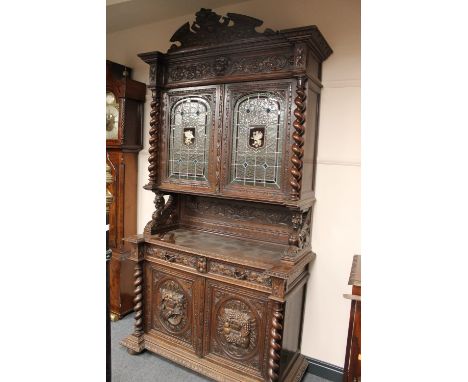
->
{"left": 305, "top": 357, "right": 344, "bottom": 382}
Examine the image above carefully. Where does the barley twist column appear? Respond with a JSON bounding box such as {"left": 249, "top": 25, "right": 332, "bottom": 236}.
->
{"left": 133, "top": 262, "right": 144, "bottom": 337}
{"left": 290, "top": 77, "right": 307, "bottom": 201}
{"left": 144, "top": 88, "right": 161, "bottom": 190}
{"left": 268, "top": 301, "right": 284, "bottom": 382}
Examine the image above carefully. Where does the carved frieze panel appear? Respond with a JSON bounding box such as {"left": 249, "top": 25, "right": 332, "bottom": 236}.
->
{"left": 231, "top": 55, "right": 294, "bottom": 74}
{"left": 185, "top": 196, "right": 291, "bottom": 226}
{"left": 168, "top": 54, "right": 294, "bottom": 83}
{"left": 209, "top": 261, "right": 272, "bottom": 288}
{"left": 145, "top": 246, "right": 198, "bottom": 270}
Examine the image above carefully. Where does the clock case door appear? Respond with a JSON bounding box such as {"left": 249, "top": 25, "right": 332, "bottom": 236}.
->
{"left": 158, "top": 85, "right": 221, "bottom": 194}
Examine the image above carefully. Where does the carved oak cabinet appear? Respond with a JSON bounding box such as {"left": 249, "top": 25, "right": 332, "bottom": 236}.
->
{"left": 120, "top": 9, "right": 332, "bottom": 382}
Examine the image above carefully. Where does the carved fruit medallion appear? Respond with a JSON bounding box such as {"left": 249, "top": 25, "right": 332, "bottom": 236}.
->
{"left": 158, "top": 280, "right": 188, "bottom": 333}
{"left": 216, "top": 299, "right": 258, "bottom": 359}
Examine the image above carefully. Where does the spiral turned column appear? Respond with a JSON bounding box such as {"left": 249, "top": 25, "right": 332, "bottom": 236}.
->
{"left": 290, "top": 77, "right": 307, "bottom": 201}
{"left": 268, "top": 301, "right": 285, "bottom": 382}
{"left": 144, "top": 88, "right": 161, "bottom": 190}
{"left": 133, "top": 262, "right": 144, "bottom": 337}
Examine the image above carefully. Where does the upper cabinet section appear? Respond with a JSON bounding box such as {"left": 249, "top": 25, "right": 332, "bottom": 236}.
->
{"left": 139, "top": 8, "right": 332, "bottom": 206}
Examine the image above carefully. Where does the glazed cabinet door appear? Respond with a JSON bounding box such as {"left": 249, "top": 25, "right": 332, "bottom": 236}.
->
{"left": 203, "top": 279, "right": 271, "bottom": 380}
{"left": 220, "top": 80, "right": 294, "bottom": 203}
{"left": 145, "top": 263, "right": 205, "bottom": 356}
{"left": 159, "top": 85, "right": 221, "bottom": 194}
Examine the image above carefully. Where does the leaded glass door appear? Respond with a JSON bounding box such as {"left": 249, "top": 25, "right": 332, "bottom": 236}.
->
{"left": 221, "top": 81, "right": 293, "bottom": 202}
{"left": 159, "top": 86, "right": 220, "bottom": 193}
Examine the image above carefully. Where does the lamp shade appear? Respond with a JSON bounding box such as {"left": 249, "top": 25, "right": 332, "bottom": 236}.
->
{"left": 348, "top": 255, "right": 361, "bottom": 286}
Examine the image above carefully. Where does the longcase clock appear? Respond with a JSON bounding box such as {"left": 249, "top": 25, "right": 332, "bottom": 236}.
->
{"left": 106, "top": 60, "right": 145, "bottom": 320}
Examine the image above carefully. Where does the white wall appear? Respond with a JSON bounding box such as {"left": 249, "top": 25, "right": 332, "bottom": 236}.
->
{"left": 107, "top": 0, "right": 360, "bottom": 367}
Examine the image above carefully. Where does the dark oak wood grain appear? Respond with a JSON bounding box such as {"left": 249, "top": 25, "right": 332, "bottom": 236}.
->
{"left": 119, "top": 8, "right": 332, "bottom": 381}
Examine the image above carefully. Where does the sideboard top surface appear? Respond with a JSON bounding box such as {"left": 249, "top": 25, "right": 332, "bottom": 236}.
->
{"left": 146, "top": 228, "right": 285, "bottom": 268}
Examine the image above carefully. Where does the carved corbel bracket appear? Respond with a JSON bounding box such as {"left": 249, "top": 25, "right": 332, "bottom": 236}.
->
{"left": 282, "top": 207, "right": 312, "bottom": 262}
{"left": 144, "top": 192, "right": 179, "bottom": 237}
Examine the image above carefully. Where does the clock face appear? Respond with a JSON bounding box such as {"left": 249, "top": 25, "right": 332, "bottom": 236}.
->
{"left": 106, "top": 91, "right": 119, "bottom": 140}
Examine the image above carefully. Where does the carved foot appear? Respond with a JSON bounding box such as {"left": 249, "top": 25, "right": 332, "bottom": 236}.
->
{"left": 110, "top": 312, "right": 120, "bottom": 322}
{"left": 120, "top": 334, "right": 145, "bottom": 355}
{"left": 127, "top": 348, "right": 145, "bottom": 356}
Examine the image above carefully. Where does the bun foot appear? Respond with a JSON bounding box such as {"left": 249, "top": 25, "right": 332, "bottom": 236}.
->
{"left": 127, "top": 348, "right": 144, "bottom": 356}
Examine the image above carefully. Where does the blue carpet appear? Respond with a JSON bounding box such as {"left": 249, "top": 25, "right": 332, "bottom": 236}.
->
{"left": 111, "top": 313, "right": 331, "bottom": 382}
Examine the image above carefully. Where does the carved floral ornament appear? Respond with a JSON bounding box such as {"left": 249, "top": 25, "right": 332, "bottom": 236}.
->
{"left": 209, "top": 261, "right": 272, "bottom": 287}
{"left": 168, "top": 54, "right": 294, "bottom": 82}
{"left": 186, "top": 196, "right": 291, "bottom": 226}
{"left": 217, "top": 299, "right": 257, "bottom": 358}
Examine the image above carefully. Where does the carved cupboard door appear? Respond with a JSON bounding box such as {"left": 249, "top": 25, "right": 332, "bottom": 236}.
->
{"left": 159, "top": 85, "right": 222, "bottom": 194}
{"left": 146, "top": 263, "right": 205, "bottom": 356}
{"left": 203, "top": 279, "right": 271, "bottom": 379}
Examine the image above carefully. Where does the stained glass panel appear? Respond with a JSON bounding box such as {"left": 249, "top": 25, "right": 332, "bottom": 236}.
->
{"left": 168, "top": 97, "right": 210, "bottom": 181}
{"left": 230, "top": 93, "right": 285, "bottom": 188}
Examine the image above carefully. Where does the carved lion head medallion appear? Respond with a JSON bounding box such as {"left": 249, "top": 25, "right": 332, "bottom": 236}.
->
{"left": 158, "top": 280, "right": 188, "bottom": 332}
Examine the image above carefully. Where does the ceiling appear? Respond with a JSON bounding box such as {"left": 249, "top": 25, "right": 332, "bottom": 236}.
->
{"left": 107, "top": 0, "right": 252, "bottom": 33}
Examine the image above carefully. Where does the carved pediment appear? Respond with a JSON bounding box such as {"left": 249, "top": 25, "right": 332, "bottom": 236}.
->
{"left": 168, "top": 8, "right": 276, "bottom": 52}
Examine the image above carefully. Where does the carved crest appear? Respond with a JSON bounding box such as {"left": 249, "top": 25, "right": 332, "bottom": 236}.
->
{"left": 168, "top": 8, "right": 275, "bottom": 52}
